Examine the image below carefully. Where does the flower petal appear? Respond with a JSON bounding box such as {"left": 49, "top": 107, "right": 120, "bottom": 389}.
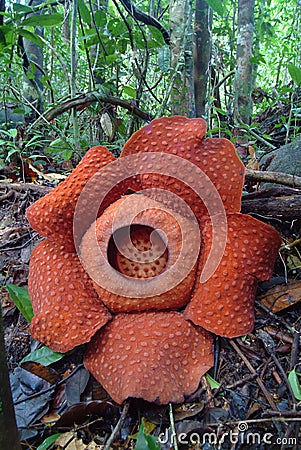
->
{"left": 121, "top": 117, "right": 244, "bottom": 217}
{"left": 185, "top": 214, "right": 281, "bottom": 337}
{"left": 84, "top": 312, "right": 213, "bottom": 404}
{"left": 26, "top": 146, "right": 140, "bottom": 251}
{"left": 29, "top": 240, "right": 111, "bottom": 353}
{"left": 80, "top": 194, "right": 200, "bottom": 313}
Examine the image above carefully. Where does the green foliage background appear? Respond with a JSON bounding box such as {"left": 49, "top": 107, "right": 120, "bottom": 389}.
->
{"left": 0, "top": 0, "right": 300, "bottom": 165}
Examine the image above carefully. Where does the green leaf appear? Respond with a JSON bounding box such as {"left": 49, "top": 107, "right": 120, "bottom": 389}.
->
{"left": 94, "top": 10, "right": 107, "bottom": 27}
{"left": 13, "top": 4, "right": 34, "bottom": 14}
{"left": 288, "top": 368, "right": 301, "bottom": 400}
{"left": 6, "top": 284, "right": 34, "bottom": 322}
{"left": 206, "top": 373, "right": 220, "bottom": 389}
{"left": 204, "top": 0, "right": 224, "bottom": 16}
{"left": 107, "top": 18, "right": 128, "bottom": 37}
{"left": 36, "top": 433, "right": 62, "bottom": 450}
{"left": 12, "top": 108, "right": 25, "bottom": 114}
{"left": 135, "top": 422, "right": 161, "bottom": 450}
{"left": 147, "top": 25, "right": 165, "bottom": 47}
{"left": 0, "top": 25, "right": 15, "bottom": 46}
{"left": 288, "top": 63, "right": 301, "bottom": 85}
{"left": 122, "top": 86, "right": 136, "bottom": 98}
{"left": 105, "top": 54, "right": 119, "bottom": 65}
{"left": 22, "top": 13, "right": 63, "bottom": 28}
{"left": 1, "top": 128, "right": 18, "bottom": 138}
{"left": 61, "top": 149, "right": 74, "bottom": 161}
{"left": 20, "top": 346, "right": 66, "bottom": 366}
{"left": 78, "top": 0, "right": 91, "bottom": 24}
{"left": 18, "top": 28, "right": 44, "bottom": 47}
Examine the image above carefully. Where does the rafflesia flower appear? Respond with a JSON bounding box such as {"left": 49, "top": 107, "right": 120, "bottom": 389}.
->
{"left": 26, "top": 116, "right": 281, "bottom": 405}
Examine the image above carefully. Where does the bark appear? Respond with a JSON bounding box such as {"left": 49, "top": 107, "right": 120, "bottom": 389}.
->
{"left": 234, "top": 0, "right": 255, "bottom": 125}
{"left": 169, "top": 0, "right": 195, "bottom": 117}
{"left": 241, "top": 188, "right": 301, "bottom": 220}
{"left": 245, "top": 168, "right": 301, "bottom": 188}
{"left": 0, "top": 308, "right": 21, "bottom": 450}
{"left": 194, "top": 0, "right": 212, "bottom": 117}
{"left": 23, "top": 0, "right": 45, "bottom": 119}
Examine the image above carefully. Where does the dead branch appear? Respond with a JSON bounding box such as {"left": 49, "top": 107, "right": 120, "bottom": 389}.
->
{"left": 32, "top": 92, "right": 153, "bottom": 127}
{"left": 241, "top": 187, "right": 301, "bottom": 220}
{"left": 245, "top": 168, "right": 301, "bottom": 188}
{"left": 0, "top": 182, "right": 52, "bottom": 195}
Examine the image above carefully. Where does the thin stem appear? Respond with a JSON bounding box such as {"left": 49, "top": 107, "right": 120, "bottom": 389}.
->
{"left": 70, "top": 0, "right": 79, "bottom": 148}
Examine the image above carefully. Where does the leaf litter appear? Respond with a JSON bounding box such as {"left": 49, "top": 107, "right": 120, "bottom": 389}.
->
{"left": 1, "top": 176, "right": 301, "bottom": 449}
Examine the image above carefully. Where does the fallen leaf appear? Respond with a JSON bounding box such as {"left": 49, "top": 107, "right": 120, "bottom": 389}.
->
{"left": 21, "top": 361, "right": 60, "bottom": 384}
{"left": 10, "top": 366, "right": 55, "bottom": 440}
{"left": 55, "top": 400, "right": 121, "bottom": 427}
{"left": 55, "top": 432, "right": 102, "bottom": 449}
{"left": 246, "top": 146, "right": 259, "bottom": 170}
{"left": 26, "top": 160, "right": 66, "bottom": 183}
{"left": 257, "top": 280, "right": 301, "bottom": 312}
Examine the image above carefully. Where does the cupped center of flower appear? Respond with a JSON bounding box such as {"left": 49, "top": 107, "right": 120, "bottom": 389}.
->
{"left": 108, "top": 225, "right": 168, "bottom": 279}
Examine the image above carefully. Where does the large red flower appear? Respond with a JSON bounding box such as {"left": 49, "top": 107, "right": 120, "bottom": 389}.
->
{"left": 26, "top": 116, "right": 281, "bottom": 404}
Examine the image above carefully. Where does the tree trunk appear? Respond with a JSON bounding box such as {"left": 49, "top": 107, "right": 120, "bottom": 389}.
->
{"left": 23, "top": 0, "right": 44, "bottom": 121}
{"left": 169, "top": 0, "right": 195, "bottom": 117}
{"left": 0, "top": 308, "right": 21, "bottom": 450}
{"left": 90, "top": 0, "right": 108, "bottom": 87}
{"left": 234, "top": 0, "right": 255, "bottom": 125}
{"left": 0, "top": 0, "right": 5, "bottom": 26}
{"left": 194, "top": 0, "right": 212, "bottom": 117}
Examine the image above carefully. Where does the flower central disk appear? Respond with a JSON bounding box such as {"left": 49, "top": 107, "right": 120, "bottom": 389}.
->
{"left": 109, "top": 225, "right": 168, "bottom": 279}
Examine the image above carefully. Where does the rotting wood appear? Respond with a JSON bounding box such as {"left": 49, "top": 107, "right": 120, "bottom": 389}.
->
{"left": 241, "top": 187, "right": 301, "bottom": 220}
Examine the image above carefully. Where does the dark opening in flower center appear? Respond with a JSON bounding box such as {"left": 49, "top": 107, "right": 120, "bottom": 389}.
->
{"left": 108, "top": 225, "right": 168, "bottom": 279}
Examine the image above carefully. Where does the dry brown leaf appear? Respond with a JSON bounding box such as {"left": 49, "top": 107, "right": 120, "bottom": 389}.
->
{"left": 100, "top": 112, "right": 115, "bottom": 141}
{"left": 246, "top": 146, "right": 259, "bottom": 170}
{"left": 258, "top": 280, "right": 301, "bottom": 312}
{"left": 27, "top": 160, "right": 66, "bottom": 183}
{"left": 55, "top": 432, "right": 102, "bottom": 449}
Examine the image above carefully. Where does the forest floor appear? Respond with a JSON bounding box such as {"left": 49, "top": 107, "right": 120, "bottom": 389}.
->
{"left": 1, "top": 124, "right": 301, "bottom": 449}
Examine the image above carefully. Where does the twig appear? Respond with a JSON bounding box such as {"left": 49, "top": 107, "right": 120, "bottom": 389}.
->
{"left": 245, "top": 168, "right": 301, "bottom": 187}
{"left": 258, "top": 330, "right": 296, "bottom": 405}
{"left": 283, "top": 238, "right": 301, "bottom": 250}
{"left": 1, "top": 232, "right": 38, "bottom": 251}
{"left": 213, "top": 70, "right": 235, "bottom": 93}
{"left": 169, "top": 403, "right": 178, "bottom": 450}
{"left": 14, "top": 363, "right": 82, "bottom": 405}
{"left": 256, "top": 301, "right": 300, "bottom": 336}
{"left": 229, "top": 339, "right": 279, "bottom": 411}
{"left": 209, "top": 417, "right": 301, "bottom": 426}
{"left": 238, "top": 122, "right": 276, "bottom": 149}
{"left": 290, "top": 333, "right": 300, "bottom": 370}
{"left": 201, "top": 373, "right": 258, "bottom": 407}
{"left": 103, "top": 399, "right": 130, "bottom": 450}
{"left": 0, "top": 190, "right": 15, "bottom": 201}
{"left": 0, "top": 182, "right": 52, "bottom": 195}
